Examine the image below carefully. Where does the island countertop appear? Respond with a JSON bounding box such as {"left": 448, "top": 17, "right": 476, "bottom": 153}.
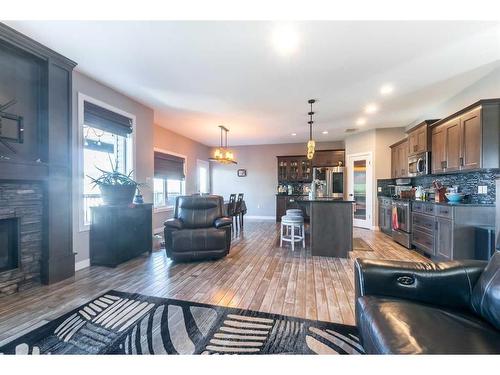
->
{"left": 296, "top": 199, "right": 353, "bottom": 258}
{"left": 298, "top": 198, "right": 354, "bottom": 203}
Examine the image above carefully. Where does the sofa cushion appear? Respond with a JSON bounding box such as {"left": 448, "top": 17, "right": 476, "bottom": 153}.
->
{"left": 356, "top": 295, "right": 500, "bottom": 354}
{"left": 171, "top": 228, "right": 227, "bottom": 252}
{"left": 471, "top": 251, "right": 500, "bottom": 330}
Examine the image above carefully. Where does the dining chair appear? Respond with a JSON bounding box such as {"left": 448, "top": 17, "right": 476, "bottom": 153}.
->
{"left": 228, "top": 194, "right": 237, "bottom": 229}
{"left": 235, "top": 193, "right": 244, "bottom": 230}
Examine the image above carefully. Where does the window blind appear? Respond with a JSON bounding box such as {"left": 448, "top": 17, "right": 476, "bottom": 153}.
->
{"left": 84, "top": 101, "right": 133, "bottom": 136}
{"left": 154, "top": 151, "right": 185, "bottom": 180}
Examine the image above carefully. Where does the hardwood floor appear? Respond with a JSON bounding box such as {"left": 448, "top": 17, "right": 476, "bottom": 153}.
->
{"left": 0, "top": 220, "right": 427, "bottom": 344}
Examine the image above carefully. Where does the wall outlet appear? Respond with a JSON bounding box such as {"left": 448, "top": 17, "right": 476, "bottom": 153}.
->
{"left": 478, "top": 186, "right": 488, "bottom": 194}
{"left": 377, "top": 187, "right": 382, "bottom": 193}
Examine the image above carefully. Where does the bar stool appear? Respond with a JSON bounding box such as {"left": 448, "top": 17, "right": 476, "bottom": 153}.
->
{"left": 280, "top": 215, "right": 305, "bottom": 251}
{"left": 286, "top": 208, "right": 303, "bottom": 216}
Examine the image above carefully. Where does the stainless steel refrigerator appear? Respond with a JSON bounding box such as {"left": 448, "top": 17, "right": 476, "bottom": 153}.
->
{"left": 313, "top": 166, "right": 344, "bottom": 198}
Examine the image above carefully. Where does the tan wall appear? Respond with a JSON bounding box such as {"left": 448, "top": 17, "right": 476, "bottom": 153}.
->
{"left": 345, "top": 128, "right": 406, "bottom": 228}
{"left": 210, "top": 141, "right": 344, "bottom": 218}
{"left": 152, "top": 125, "right": 211, "bottom": 231}
{"left": 72, "top": 71, "right": 155, "bottom": 264}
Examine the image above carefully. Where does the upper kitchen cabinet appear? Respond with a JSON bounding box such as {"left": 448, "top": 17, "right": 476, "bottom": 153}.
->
{"left": 277, "top": 155, "right": 313, "bottom": 182}
{"left": 407, "top": 119, "right": 439, "bottom": 156}
{"left": 390, "top": 139, "right": 408, "bottom": 178}
{"left": 430, "top": 99, "right": 500, "bottom": 174}
{"left": 312, "top": 149, "right": 345, "bottom": 167}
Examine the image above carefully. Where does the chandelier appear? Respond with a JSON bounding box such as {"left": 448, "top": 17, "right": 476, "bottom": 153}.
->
{"left": 307, "top": 99, "right": 316, "bottom": 160}
{"left": 209, "top": 125, "right": 237, "bottom": 164}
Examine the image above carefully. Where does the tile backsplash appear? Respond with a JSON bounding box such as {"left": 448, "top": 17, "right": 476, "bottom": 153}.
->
{"left": 377, "top": 170, "right": 499, "bottom": 204}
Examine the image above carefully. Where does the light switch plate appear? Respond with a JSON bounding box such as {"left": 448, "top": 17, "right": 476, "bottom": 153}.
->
{"left": 377, "top": 187, "right": 382, "bottom": 192}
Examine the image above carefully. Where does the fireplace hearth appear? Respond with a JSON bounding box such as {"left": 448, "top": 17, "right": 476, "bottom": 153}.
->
{"left": 0, "top": 217, "right": 19, "bottom": 272}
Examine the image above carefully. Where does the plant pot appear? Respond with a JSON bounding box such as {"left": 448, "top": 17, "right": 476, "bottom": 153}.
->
{"left": 99, "top": 184, "right": 137, "bottom": 205}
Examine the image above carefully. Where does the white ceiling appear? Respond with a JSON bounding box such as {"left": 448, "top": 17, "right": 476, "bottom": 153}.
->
{"left": 5, "top": 21, "right": 500, "bottom": 146}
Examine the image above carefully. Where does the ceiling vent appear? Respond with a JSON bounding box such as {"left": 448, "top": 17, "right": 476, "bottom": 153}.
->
{"left": 345, "top": 128, "right": 357, "bottom": 133}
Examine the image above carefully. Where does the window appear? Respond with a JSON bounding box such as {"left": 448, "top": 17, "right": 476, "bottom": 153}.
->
{"left": 153, "top": 151, "right": 186, "bottom": 209}
{"left": 153, "top": 178, "right": 185, "bottom": 208}
{"left": 79, "top": 95, "right": 134, "bottom": 229}
{"left": 197, "top": 160, "right": 210, "bottom": 194}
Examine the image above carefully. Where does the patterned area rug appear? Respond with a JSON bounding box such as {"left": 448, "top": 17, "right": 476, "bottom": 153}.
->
{"left": 0, "top": 290, "right": 364, "bottom": 355}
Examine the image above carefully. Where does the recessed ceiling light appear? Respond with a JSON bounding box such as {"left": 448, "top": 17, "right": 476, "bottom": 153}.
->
{"left": 291, "top": 133, "right": 297, "bottom": 136}
{"left": 356, "top": 118, "right": 367, "bottom": 126}
{"left": 322, "top": 131, "right": 328, "bottom": 135}
{"left": 380, "top": 84, "right": 394, "bottom": 95}
{"left": 364, "top": 103, "right": 379, "bottom": 114}
{"left": 271, "top": 24, "right": 300, "bottom": 56}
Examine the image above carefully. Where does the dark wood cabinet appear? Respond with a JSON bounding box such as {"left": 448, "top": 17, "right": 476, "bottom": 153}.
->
{"left": 431, "top": 125, "right": 446, "bottom": 173}
{"left": 312, "top": 150, "right": 345, "bottom": 167}
{"left": 277, "top": 156, "right": 311, "bottom": 182}
{"left": 460, "top": 107, "right": 481, "bottom": 170}
{"left": 277, "top": 150, "right": 343, "bottom": 183}
{"left": 408, "top": 125, "right": 427, "bottom": 155}
{"left": 90, "top": 204, "right": 153, "bottom": 267}
{"left": 444, "top": 118, "right": 461, "bottom": 172}
{"left": 407, "top": 120, "right": 438, "bottom": 156}
{"left": 435, "top": 217, "right": 453, "bottom": 261}
{"left": 276, "top": 196, "right": 309, "bottom": 221}
{"left": 411, "top": 201, "right": 494, "bottom": 260}
{"left": 430, "top": 100, "right": 500, "bottom": 174}
{"left": 390, "top": 139, "right": 408, "bottom": 178}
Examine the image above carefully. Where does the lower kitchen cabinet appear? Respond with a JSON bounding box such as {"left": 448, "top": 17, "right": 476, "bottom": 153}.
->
{"left": 276, "top": 195, "right": 309, "bottom": 221}
{"left": 435, "top": 217, "right": 453, "bottom": 260}
{"left": 411, "top": 202, "right": 494, "bottom": 260}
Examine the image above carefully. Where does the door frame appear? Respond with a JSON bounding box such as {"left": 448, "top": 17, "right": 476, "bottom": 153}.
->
{"left": 196, "top": 159, "right": 210, "bottom": 194}
{"left": 347, "top": 152, "right": 373, "bottom": 229}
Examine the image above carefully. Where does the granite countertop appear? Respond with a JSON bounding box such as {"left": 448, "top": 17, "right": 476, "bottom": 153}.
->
{"left": 297, "top": 198, "right": 354, "bottom": 203}
{"left": 378, "top": 196, "right": 494, "bottom": 207}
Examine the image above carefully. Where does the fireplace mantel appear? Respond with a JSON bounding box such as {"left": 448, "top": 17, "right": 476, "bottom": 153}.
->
{"left": 0, "top": 23, "right": 77, "bottom": 290}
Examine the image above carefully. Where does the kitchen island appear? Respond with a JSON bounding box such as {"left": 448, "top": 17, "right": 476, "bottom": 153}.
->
{"left": 297, "top": 198, "right": 354, "bottom": 258}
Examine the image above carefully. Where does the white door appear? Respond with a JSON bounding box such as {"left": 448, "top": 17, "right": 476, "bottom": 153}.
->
{"left": 347, "top": 153, "right": 373, "bottom": 229}
{"left": 197, "top": 160, "right": 210, "bottom": 194}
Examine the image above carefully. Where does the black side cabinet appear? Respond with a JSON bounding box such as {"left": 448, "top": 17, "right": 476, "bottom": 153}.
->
{"left": 90, "top": 204, "right": 153, "bottom": 267}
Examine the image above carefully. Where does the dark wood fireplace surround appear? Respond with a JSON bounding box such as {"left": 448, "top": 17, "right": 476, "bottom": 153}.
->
{"left": 0, "top": 23, "right": 76, "bottom": 295}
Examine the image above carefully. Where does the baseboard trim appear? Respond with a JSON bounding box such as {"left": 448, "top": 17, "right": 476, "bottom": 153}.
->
{"left": 245, "top": 215, "right": 275, "bottom": 220}
{"left": 75, "top": 258, "right": 90, "bottom": 271}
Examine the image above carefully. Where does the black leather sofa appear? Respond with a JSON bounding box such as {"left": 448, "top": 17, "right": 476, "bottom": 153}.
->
{"left": 164, "top": 195, "right": 232, "bottom": 261}
{"left": 355, "top": 252, "right": 500, "bottom": 354}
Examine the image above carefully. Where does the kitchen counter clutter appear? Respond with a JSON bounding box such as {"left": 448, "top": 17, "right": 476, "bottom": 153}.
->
{"left": 296, "top": 199, "right": 353, "bottom": 258}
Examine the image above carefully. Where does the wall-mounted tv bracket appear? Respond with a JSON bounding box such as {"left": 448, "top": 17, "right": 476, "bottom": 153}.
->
{"left": 0, "top": 99, "right": 24, "bottom": 154}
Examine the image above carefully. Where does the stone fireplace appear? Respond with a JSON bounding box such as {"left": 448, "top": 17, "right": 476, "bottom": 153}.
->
{"left": 0, "top": 182, "right": 43, "bottom": 297}
{"left": 0, "top": 23, "right": 76, "bottom": 296}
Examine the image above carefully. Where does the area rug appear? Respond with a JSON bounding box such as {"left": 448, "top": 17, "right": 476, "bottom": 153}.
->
{"left": 353, "top": 238, "right": 374, "bottom": 251}
{"left": 0, "top": 290, "right": 364, "bottom": 355}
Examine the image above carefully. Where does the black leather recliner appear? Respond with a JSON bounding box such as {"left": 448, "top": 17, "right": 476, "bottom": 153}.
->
{"left": 164, "top": 195, "right": 232, "bottom": 261}
{"left": 354, "top": 252, "right": 500, "bottom": 354}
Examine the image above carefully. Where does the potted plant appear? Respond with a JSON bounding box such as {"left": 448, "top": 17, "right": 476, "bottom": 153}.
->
{"left": 88, "top": 158, "right": 145, "bottom": 206}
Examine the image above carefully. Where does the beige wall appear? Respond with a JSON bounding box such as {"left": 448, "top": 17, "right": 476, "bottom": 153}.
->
{"left": 153, "top": 125, "right": 211, "bottom": 231}
{"left": 345, "top": 128, "right": 406, "bottom": 227}
{"left": 210, "top": 141, "right": 344, "bottom": 218}
{"left": 72, "top": 71, "right": 155, "bottom": 265}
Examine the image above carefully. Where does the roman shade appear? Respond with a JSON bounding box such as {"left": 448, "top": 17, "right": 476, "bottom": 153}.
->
{"left": 84, "top": 101, "right": 133, "bottom": 136}
{"left": 154, "top": 152, "right": 185, "bottom": 180}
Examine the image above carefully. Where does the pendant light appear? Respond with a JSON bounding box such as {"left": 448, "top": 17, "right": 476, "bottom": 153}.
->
{"left": 307, "top": 99, "right": 316, "bottom": 160}
{"left": 209, "top": 125, "right": 237, "bottom": 164}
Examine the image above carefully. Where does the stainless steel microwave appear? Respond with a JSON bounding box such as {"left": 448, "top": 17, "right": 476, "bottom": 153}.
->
{"left": 408, "top": 152, "right": 430, "bottom": 177}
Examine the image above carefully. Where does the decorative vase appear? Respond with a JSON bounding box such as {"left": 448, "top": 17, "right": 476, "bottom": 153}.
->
{"left": 99, "top": 184, "right": 137, "bottom": 205}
